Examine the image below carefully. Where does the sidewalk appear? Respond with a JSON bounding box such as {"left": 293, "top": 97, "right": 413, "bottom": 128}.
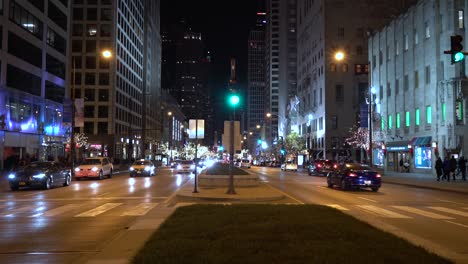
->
{"left": 382, "top": 171, "right": 468, "bottom": 194}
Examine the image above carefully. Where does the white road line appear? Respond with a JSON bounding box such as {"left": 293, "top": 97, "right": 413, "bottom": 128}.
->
{"left": 428, "top": 207, "right": 468, "bottom": 217}
{"left": 75, "top": 203, "right": 122, "bottom": 217}
{"left": 326, "top": 204, "right": 349, "bottom": 211}
{"left": 445, "top": 220, "right": 468, "bottom": 229}
{"left": 121, "top": 203, "right": 158, "bottom": 216}
{"left": 174, "top": 202, "right": 195, "bottom": 208}
{"left": 391, "top": 206, "right": 454, "bottom": 220}
{"left": 357, "top": 205, "right": 412, "bottom": 219}
{"left": 358, "top": 197, "right": 377, "bottom": 203}
{"left": 1, "top": 206, "right": 36, "bottom": 217}
{"left": 34, "top": 204, "right": 82, "bottom": 217}
{"left": 437, "top": 199, "right": 465, "bottom": 205}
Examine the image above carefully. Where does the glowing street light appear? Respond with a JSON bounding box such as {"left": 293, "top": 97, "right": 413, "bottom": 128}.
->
{"left": 334, "top": 51, "right": 345, "bottom": 61}
{"left": 101, "top": 50, "right": 112, "bottom": 58}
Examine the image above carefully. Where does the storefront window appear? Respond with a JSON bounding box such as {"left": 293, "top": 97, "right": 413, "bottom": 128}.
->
{"left": 373, "top": 149, "right": 384, "bottom": 166}
{"left": 415, "top": 147, "right": 432, "bottom": 169}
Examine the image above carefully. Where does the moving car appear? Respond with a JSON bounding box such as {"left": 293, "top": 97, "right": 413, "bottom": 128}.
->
{"left": 327, "top": 163, "right": 381, "bottom": 192}
{"left": 130, "top": 159, "right": 155, "bottom": 177}
{"left": 175, "top": 160, "right": 195, "bottom": 173}
{"left": 281, "top": 160, "right": 298, "bottom": 171}
{"left": 8, "top": 161, "right": 72, "bottom": 191}
{"left": 309, "top": 159, "right": 337, "bottom": 176}
{"left": 240, "top": 159, "right": 251, "bottom": 168}
{"left": 75, "top": 157, "right": 113, "bottom": 180}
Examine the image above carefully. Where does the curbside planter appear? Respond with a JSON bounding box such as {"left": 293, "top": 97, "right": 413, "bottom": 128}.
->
{"left": 198, "top": 171, "right": 260, "bottom": 187}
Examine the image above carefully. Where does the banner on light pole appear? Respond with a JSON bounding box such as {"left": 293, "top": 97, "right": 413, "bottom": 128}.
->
{"left": 74, "top": 98, "right": 85, "bottom": 127}
{"left": 189, "top": 119, "right": 204, "bottom": 139}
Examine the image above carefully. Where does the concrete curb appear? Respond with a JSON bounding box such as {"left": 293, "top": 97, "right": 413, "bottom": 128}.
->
{"left": 175, "top": 192, "right": 286, "bottom": 202}
{"left": 383, "top": 180, "right": 468, "bottom": 195}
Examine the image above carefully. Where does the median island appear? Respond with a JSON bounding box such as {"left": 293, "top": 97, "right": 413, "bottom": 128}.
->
{"left": 199, "top": 163, "right": 259, "bottom": 187}
{"left": 133, "top": 204, "right": 451, "bottom": 264}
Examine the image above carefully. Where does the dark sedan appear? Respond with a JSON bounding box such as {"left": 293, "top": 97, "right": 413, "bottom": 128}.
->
{"left": 326, "top": 163, "right": 381, "bottom": 192}
{"left": 308, "top": 159, "right": 337, "bottom": 176}
{"left": 8, "top": 162, "right": 72, "bottom": 191}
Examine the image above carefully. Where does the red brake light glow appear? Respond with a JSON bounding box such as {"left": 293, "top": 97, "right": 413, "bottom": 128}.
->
{"left": 348, "top": 173, "right": 357, "bottom": 177}
{"left": 333, "top": 164, "right": 337, "bottom": 169}
{"left": 317, "top": 164, "right": 322, "bottom": 168}
{"left": 376, "top": 174, "right": 382, "bottom": 178}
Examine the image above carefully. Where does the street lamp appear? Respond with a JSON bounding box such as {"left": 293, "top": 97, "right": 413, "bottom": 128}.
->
{"left": 70, "top": 50, "right": 112, "bottom": 175}
{"left": 227, "top": 93, "right": 240, "bottom": 195}
{"left": 334, "top": 51, "right": 345, "bottom": 61}
{"left": 167, "top": 111, "right": 173, "bottom": 164}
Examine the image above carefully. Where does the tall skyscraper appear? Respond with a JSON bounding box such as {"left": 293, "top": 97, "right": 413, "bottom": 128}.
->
{"left": 0, "top": 0, "right": 70, "bottom": 170}
{"left": 247, "top": 11, "right": 267, "bottom": 150}
{"left": 162, "top": 20, "right": 213, "bottom": 146}
{"left": 265, "top": 0, "right": 297, "bottom": 144}
{"left": 70, "top": 0, "right": 161, "bottom": 160}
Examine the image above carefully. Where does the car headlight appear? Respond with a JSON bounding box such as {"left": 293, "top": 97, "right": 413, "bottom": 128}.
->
{"left": 91, "top": 167, "right": 99, "bottom": 172}
{"left": 177, "top": 165, "right": 182, "bottom": 170}
{"left": 8, "top": 174, "right": 15, "bottom": 179}
{"left": 75, "top": 167, "right": 80, "bottom": 172}
{"left": 32, "top": 173, "right": 46, "bottom": 179}
{"left": 144, "top": 166, "right": 151, "bottom": 172}
{"left": 190, "top": 165, "right": 195, "bottom": 170}
{"left": 130, "top": 167, "right": 135, "bottom": 171}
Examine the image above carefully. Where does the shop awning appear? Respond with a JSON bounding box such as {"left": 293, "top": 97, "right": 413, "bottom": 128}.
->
{"left": 386, "top": 141, "right": 411, "bottom": 152}
{"left": 411, "top": 136, "right": 432, "bottom": 147}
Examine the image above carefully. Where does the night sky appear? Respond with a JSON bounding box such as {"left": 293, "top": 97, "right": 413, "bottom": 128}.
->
{"left": 161, "top": 1, "right": 263, "bottom": 130}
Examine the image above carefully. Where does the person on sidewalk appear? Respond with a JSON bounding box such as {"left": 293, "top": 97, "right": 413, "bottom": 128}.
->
{"left": 399, "top": 158, "right": 404, "bottom": 172}
{"left": 435, "top": 157, "right": 443, "bottom": 181}
{"left": 450, "top": 155, "right": 457, "bottom": 181}
{"left": 458, "top": 156, "right": 467, "bottom": 181}
{"left": 443, "top": 156, "right": 451, "bottom": 181}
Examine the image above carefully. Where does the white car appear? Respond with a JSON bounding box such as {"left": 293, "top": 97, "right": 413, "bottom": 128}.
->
{"left": 240, "top": 159, "right": 251, "bottom": 168}
{"left": 281, "top": 161, "right": 298, "bottom": 171}
{"left": 175, "top": 160, "right": 196, "bottom": 173}
{"left": 75, "top": 157, "right": 113, "bottom": 180}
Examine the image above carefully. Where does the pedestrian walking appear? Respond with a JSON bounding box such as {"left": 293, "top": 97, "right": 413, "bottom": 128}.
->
{"left": 435, "top": 157, "right": 443, "bottom": 181}
{"left": 399, "top": 158, "right": 404, "bottom": 172}
{"left": 458, "top": 156, "right": 467, "bottom": 181}
{"left": 450, "top": 155, "right": 457, "bottom": 181}
{"left": 443, "top": 156, "right": 451, "bottom": 181}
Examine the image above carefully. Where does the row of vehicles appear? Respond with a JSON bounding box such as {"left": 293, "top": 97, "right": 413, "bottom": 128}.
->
{"left": 308, "top": 160, "right": 381, "bottom": 192}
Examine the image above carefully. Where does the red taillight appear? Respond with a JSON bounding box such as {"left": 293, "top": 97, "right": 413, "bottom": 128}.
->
{"left": 348, "top": 173, "right": 357, "bottom": 177}
{"left": 317, "top": 164, "right": 322, "bottom": 168}
{"left": 333, "top": 164, "right": 337, "bottom": 169}
{"left": 376, "top": 174, "right": 382, "bottom": 178}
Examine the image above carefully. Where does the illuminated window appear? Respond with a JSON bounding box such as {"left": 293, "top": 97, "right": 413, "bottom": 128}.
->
{"left": 388, "top": 115, "right": 392, "bottom": 129}
{"left": 442, "top": 103, "right": 446, "bottom": 122}
{"left": 381, "top": 119, "right": 385, "bottom": 130}
{"left": 396, "top": 113, "right": 401, "bottom": 128}
{"left": 415, "top": 108, "right": 420, "bottom": 126}
{"left": 426, "top": 106, "right": 432, "bottom": 124}
{"left": 405, "top": 111, "right": 410, "bottom": 127}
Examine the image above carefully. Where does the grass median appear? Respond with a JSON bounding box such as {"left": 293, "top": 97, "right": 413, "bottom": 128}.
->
{"left": 133, "top": 204, "right": 451, "bottom": 264}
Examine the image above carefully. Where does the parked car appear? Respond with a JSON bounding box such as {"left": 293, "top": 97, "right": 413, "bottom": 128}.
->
{"left": 130, "top": 159, "right": 155, "bottom": 177}
{"left": 8, "top": 161, "right": 71, "bottom": 191}
{"left": 281, "top": 160, "right": 298, "bottom": 171}
{"left": 75, "top": 157, "right": 113, "bottom": 180}
{"left": 327, "top": 163, "right": 381, "bottom": 192}
{"left": 309, "top": 159, "right": 337, "bottom": 176}
{"left": 240, "top": 159, "right": 251, "bottom": 168}
{"left": 174, "top": 160, "right": 196, "bottom": 173}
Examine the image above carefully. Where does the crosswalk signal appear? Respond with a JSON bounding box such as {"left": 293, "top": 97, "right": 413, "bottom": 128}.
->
{"left": 451, "top": 35, "right": 464, "bottom": 64}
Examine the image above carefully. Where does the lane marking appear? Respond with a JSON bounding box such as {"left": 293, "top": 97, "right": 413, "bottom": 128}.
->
{"left": 0, "top": 197, "right": 169, "bottom": 202}
{"left": 34, "top": 204, "right": 82, "bottom": 217}
{"left": 326, "top": 204, "right": 349, "bottom": 211}
{"left": 358, "top": 197, "right": 377, "bottom": 203}
{"left": 437, "top": 199, "right": 465, "bottom": 205}
{"left": 391, "top": 206, "right": 454, "bottom": 220}
{"left": 1, "top": 205, "right": 37, "bottom": 217}
{"left": 121, "top": 203, "right": 158, "bottom": 216}
{"left": 174, "top": 202, "right": 195, "bottom": 208}
{"left": 428, "top": 207, "right": 468, "bottom": 217}
{"left": 75, "top": 203, "right": 122, "bottom": 217}
{"left": 357, "top": 205, "right": 412, "bottom": 219}
{"left": 264, "top": 184, "right": 304, "bottom": 204}
{"left": 96, "top": 192, "right": 110, "bottom": 197}
{"left": 445, "top": 220, "right": 468, "bottom": 229}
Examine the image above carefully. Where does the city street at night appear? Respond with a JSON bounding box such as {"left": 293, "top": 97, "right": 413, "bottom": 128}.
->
{"left": 0, "top": 166, "right": 467, "bottom": 263}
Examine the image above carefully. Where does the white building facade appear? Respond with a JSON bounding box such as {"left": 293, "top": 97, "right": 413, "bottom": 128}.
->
{"left": 369, "top": 0, "right": 468, "bottom": 173}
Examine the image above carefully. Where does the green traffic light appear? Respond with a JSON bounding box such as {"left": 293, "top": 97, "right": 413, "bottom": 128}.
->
{"left": 454, "top": 52, "right": 465, "bottom": 62}
{"left": 228, "top": 95, "right": 240, "bottom": 106}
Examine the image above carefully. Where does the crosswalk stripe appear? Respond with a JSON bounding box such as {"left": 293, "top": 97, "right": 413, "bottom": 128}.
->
{"left": 34, "top": 204, "right": 82, "bottom": 217}
{"left": 1, "top": 206, "right": 36, "bottom": 217}
{"left": 326, "top": 204, "right": 349, "bottom": 211}
{"left": 75, "top": 203, "right": 122, "bottom": 217}
{"left": 391, "top": 206, "right": 454, "bottom": 220}
{"left": 428, "top": 207, "right": 468, "bottom": 217}
{"left": 357, "top": 205, "right": 412, "bottom": 219}
{"left": 121, "top": 203, "right": 158, "bottom": 216}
